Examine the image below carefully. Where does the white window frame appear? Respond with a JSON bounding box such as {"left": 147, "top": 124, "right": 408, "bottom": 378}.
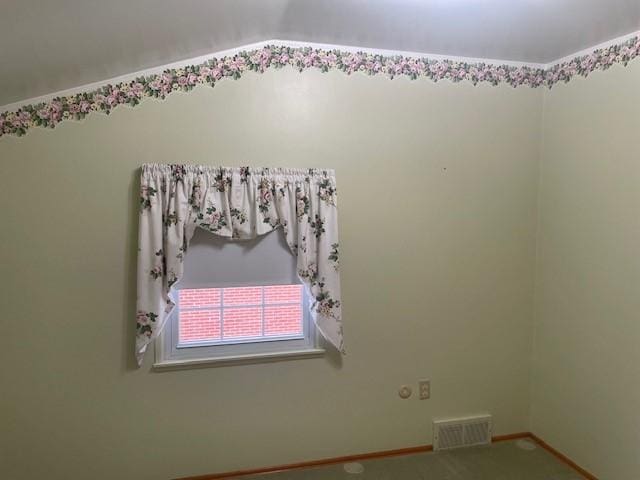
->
{"left": 153, "top": 283, "right": 324, "bottom": 370}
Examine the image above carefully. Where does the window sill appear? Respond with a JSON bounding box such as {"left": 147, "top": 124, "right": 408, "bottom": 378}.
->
{"left": 153, "top": 348, "right": 325, "bottom": 371}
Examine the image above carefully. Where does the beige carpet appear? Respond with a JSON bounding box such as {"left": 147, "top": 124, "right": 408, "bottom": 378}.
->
{"left": 244, "top": 440, "right": 585, "bottom": 480}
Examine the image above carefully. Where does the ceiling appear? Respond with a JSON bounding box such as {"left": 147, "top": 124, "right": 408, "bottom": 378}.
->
{"left": 1, "top": 0, "right": 639, "bottom": 106}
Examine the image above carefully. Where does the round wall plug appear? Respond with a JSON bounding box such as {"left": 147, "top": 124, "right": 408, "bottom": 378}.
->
{"left": 398, "top": 385, "right": 412, "bottom": 399}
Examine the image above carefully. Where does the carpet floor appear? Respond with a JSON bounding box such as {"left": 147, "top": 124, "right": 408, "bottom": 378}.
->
{"left": 244, "top": 439, "right": 585, "bottom": 480}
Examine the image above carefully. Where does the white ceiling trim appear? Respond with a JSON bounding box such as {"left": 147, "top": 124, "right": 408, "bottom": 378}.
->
{"left": 269, "top": 39, "right": 548, "bottom": 69}
{"left": 0, "top": 40, "right": 272, "bottom": 114}
{"left": 1, "top": 29, "right": 639, "bottom": 115}
{"left": 0, "top": 39, "right": 548, "bottom": 114}
{"left": 547, "top": 29, "right": 640, "bottom": 67}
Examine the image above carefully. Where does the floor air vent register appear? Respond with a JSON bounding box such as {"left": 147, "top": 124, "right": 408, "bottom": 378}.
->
{"left": 433, "top": 414, "right": 492, "bottom": 451}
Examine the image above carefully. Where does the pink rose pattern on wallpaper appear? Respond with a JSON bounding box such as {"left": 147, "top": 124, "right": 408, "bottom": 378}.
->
{"left": 1, "top": 37, "right": 640, "bottom": 138}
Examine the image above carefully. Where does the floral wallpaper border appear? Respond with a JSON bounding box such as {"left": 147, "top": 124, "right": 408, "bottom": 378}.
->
{"left": 1, "top": 36, "right": 639, "bottom": 138}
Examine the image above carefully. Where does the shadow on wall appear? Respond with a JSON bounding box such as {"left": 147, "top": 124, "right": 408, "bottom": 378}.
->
{"left": 122, "top": 170, "right": 141, "bottom": 372}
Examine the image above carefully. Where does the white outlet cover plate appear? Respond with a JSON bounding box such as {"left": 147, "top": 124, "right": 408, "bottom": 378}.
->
{"left": 419, "top": 380, "right": 430, "bottom": 399}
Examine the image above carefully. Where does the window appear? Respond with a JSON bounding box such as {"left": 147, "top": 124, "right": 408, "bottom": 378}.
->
{"left": 178, "top": 285, "right": 305, "bottom": 345}
{"left": 155, "top": 229, "right": 323, "bottom": 369}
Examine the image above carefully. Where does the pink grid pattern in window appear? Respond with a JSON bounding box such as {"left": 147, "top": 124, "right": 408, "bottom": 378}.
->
{"left": 178, "top": 285, "right": 304, "bottom": 345}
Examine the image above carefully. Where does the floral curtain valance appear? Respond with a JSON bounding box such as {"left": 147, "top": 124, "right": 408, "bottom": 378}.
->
{"left": 136, "top": 164, "right": 343, "bottom": 366}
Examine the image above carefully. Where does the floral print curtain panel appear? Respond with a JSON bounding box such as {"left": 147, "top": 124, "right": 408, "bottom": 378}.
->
{"left": 136, "top": 164, "right": 343, "bottom": 366}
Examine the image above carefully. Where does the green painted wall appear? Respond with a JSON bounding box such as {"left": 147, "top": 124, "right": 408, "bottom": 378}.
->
{"left": 532, "top": 61, "right": 640, "bottom": 479}
{"left": 0, "top": 69, "right": 541, "bottom": 480}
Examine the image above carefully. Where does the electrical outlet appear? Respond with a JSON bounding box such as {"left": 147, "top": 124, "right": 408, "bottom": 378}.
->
{"left": 418, "top": 380, "right": 430, "bottom": 400}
